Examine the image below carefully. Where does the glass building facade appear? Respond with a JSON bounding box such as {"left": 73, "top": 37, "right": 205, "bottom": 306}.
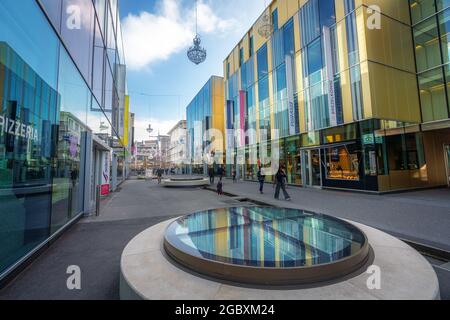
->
{"left": 0, "top": 0, "right": 129, "bottom": 281}
{"left": 224, "top": 0, "right": 450, "bottom": 191}
{"left": 186, "top": 76, "right": 225, "bottom": 174}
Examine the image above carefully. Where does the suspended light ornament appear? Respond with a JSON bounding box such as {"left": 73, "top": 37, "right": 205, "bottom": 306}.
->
{"left": 257, "top": 1, "right": 273, "bottom": 39}
{"left": 187, "top": 35, "right": 207, "bottom": 65}
{"left": 187, "top": 0, "right": 207, "bottom": 65}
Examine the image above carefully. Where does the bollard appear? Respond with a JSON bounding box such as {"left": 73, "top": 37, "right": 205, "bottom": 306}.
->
{"left": 96, "top": 185, "right": 101, "bottom": 217}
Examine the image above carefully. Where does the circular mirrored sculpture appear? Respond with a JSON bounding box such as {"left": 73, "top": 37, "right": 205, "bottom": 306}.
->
{"left": 162, "top": 177, "right": 210, "bottom": 188}
{"left": 164, "top": 207, "right": 370, "bottom": 285}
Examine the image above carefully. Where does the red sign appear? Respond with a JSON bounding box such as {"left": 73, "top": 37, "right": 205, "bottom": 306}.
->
{"left": 101, "top": 184, "right": 110, "bottom": 196}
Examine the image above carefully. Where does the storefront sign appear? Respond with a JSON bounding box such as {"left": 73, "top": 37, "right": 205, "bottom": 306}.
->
{"left": 0, "top": 115, "right": 39, "bottom": 141}
{"left": 362, "top": 134, "right": 375, "bottom": 145}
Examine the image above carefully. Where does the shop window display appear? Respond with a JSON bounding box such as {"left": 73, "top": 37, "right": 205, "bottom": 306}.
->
{"left": 325, "top": 145, "right": 360, "bottom": 181}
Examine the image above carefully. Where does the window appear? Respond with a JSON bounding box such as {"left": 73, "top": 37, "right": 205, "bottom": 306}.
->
{"left": 325, "top": 145, "right": 360, "bottom": 181}
{"left": 257, "top": 44, "right": 268, "bottom": 79}
{"left": 249, "top": 35, "right": 254, "bottom": 57}
{"left": 410, "top": 0, "right": 437, "bottom": 24}
{"left": 439, "top": 8, "right": 450, "bottom": 65}
{"left": 40, "top": 0, "right": 62, "bottom": 31}
{"left": 414, "top": 16, "right": 441, "bottom": 73}
{"left": 319, "top": 0, "right": 336, "bottom": 28}
{"left": 272, "top": 9, "right": 279, "bottom": 31}
{"left": 239, "top": 47, "right": 244, "bottom": 67}
{"left": 307, "top": 39, "right": 323, "bottom": 78}
{"left": 61, "top": 0, "right": 95, "bottom": 86}
{"left": 0, "top": 0, "right": 60, "bottom": 276}
{"left": 299, "top": 0, "right": 320, "bottom": 48}
{"left": 283, "top": 19, "right": 295, "bottom": 57}
{"left": 419, "top": 68, "right": 448, "bottom": 121}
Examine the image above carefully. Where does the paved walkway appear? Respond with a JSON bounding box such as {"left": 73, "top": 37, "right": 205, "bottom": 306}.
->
{"left": 216, "top": 179, "right": 450, "bottom": 251}
{"left": 1, "top": 177, "right": 448, "bottom": 300}
{"left": 0, "top": 179, "right": 237, "bottom": 300}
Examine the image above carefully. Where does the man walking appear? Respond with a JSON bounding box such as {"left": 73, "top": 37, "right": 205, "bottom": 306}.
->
{"left": 208, "top": 166, "right": 215, "bottom": 185}
{"left": 274, "top": 165, "right": 291, "bottom": 201}
{"left": 257, "top": 167, "right": 265, "bottom": 194}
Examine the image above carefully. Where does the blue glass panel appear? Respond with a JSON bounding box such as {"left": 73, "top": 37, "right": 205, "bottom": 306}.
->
{"left": 257, "top": 44, "right": 268, "bottom": 79}
{"left": 272, "top": 9, "right": 279, "bottom": 31}
{"left": 299, "top": 0, "right": 320, "bottom": 48}
{"left": 319, "top": 0, "right": 336, "bottom": 28}
{"left": 0, "top": 0, "right": 59, "bottom": 88}
{"left": 307, "top": 38, "right": 323, "bottom": 77}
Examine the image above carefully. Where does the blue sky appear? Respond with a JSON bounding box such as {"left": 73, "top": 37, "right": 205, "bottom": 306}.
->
{"left": 118, "top": 0, "right": 265, "bottom": 141}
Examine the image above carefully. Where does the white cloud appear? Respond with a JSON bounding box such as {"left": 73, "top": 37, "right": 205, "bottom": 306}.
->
{"left": 133, "top": 117, "right": 179, "bottom": 141}
{"left": 122, "top": 0, "right": 237, "bottom": 70}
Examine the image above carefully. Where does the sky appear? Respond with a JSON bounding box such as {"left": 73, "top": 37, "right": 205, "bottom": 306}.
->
{"left": 118, "top": 0, "right": 266, "bottom": 141}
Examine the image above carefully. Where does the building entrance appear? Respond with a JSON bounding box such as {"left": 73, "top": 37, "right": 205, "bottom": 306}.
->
{"left": 301, "top": 149, "right": 322, "bottom": 188}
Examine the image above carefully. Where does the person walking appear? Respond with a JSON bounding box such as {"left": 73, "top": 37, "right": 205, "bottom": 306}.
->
{"left": 208, "top": 166, "right": 215, "bottom": 185}
{"left": 157, "top": 167, "right": 163, "bottom": 184}
{"left": 217, "top": 177, "right": 224, "bottom": 196}
{"left": 232, "top": 168, "right": 237, "bottom": 183}
{"left": 257, "top": 167, "right": 265, "bottom": 194}
{"left": 274, "top": 166, "right": 291, "bottom": 201}
{"left": 217, "top": 166, "right": 225, "bottom": 180}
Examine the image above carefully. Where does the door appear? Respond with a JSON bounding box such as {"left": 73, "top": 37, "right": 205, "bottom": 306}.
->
{"left": 301, "top": 149, "right": 322, "bottom": 188}
{"left": 445, "top": 145, "right": 450, "bottom": 187}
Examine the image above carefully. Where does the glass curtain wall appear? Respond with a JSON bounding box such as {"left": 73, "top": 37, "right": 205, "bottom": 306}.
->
{"left": 299, "top": 0, "right": 339, "bottom": 131}
{"left": 186, "top": 79, "right": 213, "bottom": 173}
{"left": 411, "top": 0, "right": 450, "bottom": 122}
{"left": 0, "top": 0, "right": 126, "bottom": 278}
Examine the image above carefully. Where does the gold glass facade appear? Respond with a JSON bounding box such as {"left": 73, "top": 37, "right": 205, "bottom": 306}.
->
{"left": 221, "top": 0, "right": 450, "bottom": 192}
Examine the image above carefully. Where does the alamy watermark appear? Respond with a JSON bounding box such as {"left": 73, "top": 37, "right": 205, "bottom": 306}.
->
{"left": 66, "top": 265, "right": 81, "bottom": 290}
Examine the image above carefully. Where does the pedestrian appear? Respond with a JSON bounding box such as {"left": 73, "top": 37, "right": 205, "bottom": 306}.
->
{"left": 208, "top": 166, "right": 215, "bottom": 185}
{"left": 217, "top": 165, "right": 224, "bottom": 180}
{"left": 257, "top": 167, "right": 265, "bottom": 194}
{"left": 232, "top": 168, "right": 237, "bottom": 183}
{"left": 157, "top": 168, "right": 163, "bottom": 184}
{"left": 217, "top": 177, "right": 224, "bottom": 195}
{"left": 274, "top": 166, "right": 291, "bottom": 201}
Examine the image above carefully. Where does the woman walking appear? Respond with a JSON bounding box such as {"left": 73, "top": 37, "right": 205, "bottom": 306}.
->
{"left": 257, "top": 167, "right": 265, "bottom": 194}
{"left": 274, "top": 166, "right": 291, "bottom": 201}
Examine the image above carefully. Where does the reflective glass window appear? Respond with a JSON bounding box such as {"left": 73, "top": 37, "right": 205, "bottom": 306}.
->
{"left": 40, "top": 0, "right": 62, "bottom": 31}
{"left": 319, "top": 0, "right": 336, "bottom": 28}
{"left": 414, "top": 16, "right": 441, "bottom": 72}
{"left": 438, "top": 8, "right": 450, "bottom": 65}
{"left": 0, "top": 0, "right": 60, "bottom": 275}
{"left": 299, "top": 0, "right": 320, "bottom": 48}
{"left": 272, "top": 9, "right": 279, "bottom": 31}
{"left": 0, "top": 0, "right": 59, "bottom": 88}
{"left": 52, "top": 48, "right": 90, "bottom": 232}
{"left": 418, "top": 68, "right": 448, "bottom": 121}
{"left": 257, "top": 44, "right": 268, "bottom": 79}
{"left": 410, "top": 0, "right": 437, "bottom": 24}
{"left": 93, "top": 19, "right": 105, "bottom": 107}
{"left": 307, "top": 38, "right": 323, "bottom": 79}
{"left": 61, "top": 0, "right": 95, "bottom": 86}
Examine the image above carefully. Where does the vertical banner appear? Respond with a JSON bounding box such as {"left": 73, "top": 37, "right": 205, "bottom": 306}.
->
{"left": 226, "top": 100, "right": 234, "bottom": 130}
{"left": 123, "top": 95, "right": 130, "bottom": 147}
{"left": 226, "top": 100, "right": 235, "bottom": 165}
{"left": 323, "top": 26, "right": 337, "bottom": 127}
{"left": 285, "top": 55, "right": 298, "bottom": 136}
{"left": 101, "top": 152, "right": 110, "bottom": 196}
{"left": 239, "top": 91, "right": 246, "bottom": 147}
